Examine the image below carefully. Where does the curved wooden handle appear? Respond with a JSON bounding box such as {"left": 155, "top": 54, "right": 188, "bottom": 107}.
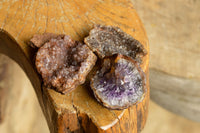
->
{"left": 0, "top": 0, "right": 149, "bottom": 132}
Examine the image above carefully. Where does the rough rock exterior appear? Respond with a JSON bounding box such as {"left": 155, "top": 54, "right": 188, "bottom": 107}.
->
{"left": 30, "top": 33, "right": 64, "bottom": 47}
{"left": 84, "top": 25, "right": 147, "bottom": 63}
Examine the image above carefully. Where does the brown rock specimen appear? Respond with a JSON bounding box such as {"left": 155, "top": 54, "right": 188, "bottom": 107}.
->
{"left": 84, "top": 25, "right": 147, "bottom": 63}
{"left": 35, "top": 34, "right": 97, "bottom": 94}
{"left": 30, "top": 33, "right": 64, "bottom": 48}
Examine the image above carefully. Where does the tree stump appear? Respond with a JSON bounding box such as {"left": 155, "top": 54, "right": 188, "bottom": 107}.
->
{"left": 0, "top": 0, "right": 149, "bottom": 132}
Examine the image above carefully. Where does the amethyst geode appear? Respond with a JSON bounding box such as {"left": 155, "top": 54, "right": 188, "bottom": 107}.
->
{"left": 91, "top": 54, "right": 146, "bottom": 109}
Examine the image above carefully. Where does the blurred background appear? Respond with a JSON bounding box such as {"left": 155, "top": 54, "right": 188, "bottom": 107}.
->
{"left": 0, "top": 0, "right": 200, "bottom": 133}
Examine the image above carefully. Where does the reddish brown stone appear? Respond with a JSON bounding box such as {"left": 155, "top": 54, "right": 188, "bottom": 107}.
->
{"left": 30, "top": 33, "right": 64, "bottom": 48}
{"left": 35, "top": 35, "right": 97, "bottom": 94}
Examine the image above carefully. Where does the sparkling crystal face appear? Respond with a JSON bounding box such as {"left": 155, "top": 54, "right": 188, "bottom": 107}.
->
{"left": 85, "top": 25, "right": 147, "bottom": 63}
{"left": 35, "top": 35, "right": 97, "bottom": 93}
{"left": 91, "top": 55, "right": 145, "bottom": 109}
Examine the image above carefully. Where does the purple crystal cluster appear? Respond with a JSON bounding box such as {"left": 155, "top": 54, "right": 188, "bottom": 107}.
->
{"left": 91, "top": 55, "right": 145, "bottom": 109}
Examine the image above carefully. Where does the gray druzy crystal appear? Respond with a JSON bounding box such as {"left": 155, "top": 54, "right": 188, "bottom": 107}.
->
{"left": 91, "top": 54, "right": 146, "bottom": 109}
{"left": 84, "top": 25, "right": 147, "bottom": 63}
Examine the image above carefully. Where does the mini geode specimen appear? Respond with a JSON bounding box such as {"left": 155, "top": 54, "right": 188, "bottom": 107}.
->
{"left": 90, "top": 54, "right": 146, "bottom": 109}
{"left": 35, "top": 35, "right": 97, "bottom": 94}
{"left": 33, "top": 24, "right": 147, "bottom": 109}
{"left": 84, "top": 25, "right": 147, "bottom": 63}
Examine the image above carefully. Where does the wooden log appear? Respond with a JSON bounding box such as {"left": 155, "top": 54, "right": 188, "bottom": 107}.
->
{"left": 0, "top": 55, "right": 11, "bottom": 123}
{"left": 133, "top": 0, "right": 200, "bottom": 122}
{"left": 0, "top": 0, "right": 149, "bottom": 132}
{"left": 150, "top": 69, "right": 200, "bottom": 122}
{"left": 0, "top": 54, "right": 49, "bottom": 133}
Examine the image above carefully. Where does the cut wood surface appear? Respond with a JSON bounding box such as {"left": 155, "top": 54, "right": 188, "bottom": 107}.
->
{"left": 0, "top": 0, "right": 149, "bottom": 133}
{"left": 133, "top": 0, "right": 200, "bottom": 122}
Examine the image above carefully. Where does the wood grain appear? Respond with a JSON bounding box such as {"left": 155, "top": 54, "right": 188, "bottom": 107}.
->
{"left": 133, "top": 0, "right": 200, "bottom": 121}
{"left": 0, "top": 54, "right": 49, "bottom": 133}
{"left": 142, "top": 101, "right": 200, "bottom": 133}
{"left": 0, "top": 55, "right": 10, "bottom": 123}
{"left": 0, "top": 0, "right": 149, "bottom": 132}
{"left": 150, "top": 69, "right": 200, "bottom": 122}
